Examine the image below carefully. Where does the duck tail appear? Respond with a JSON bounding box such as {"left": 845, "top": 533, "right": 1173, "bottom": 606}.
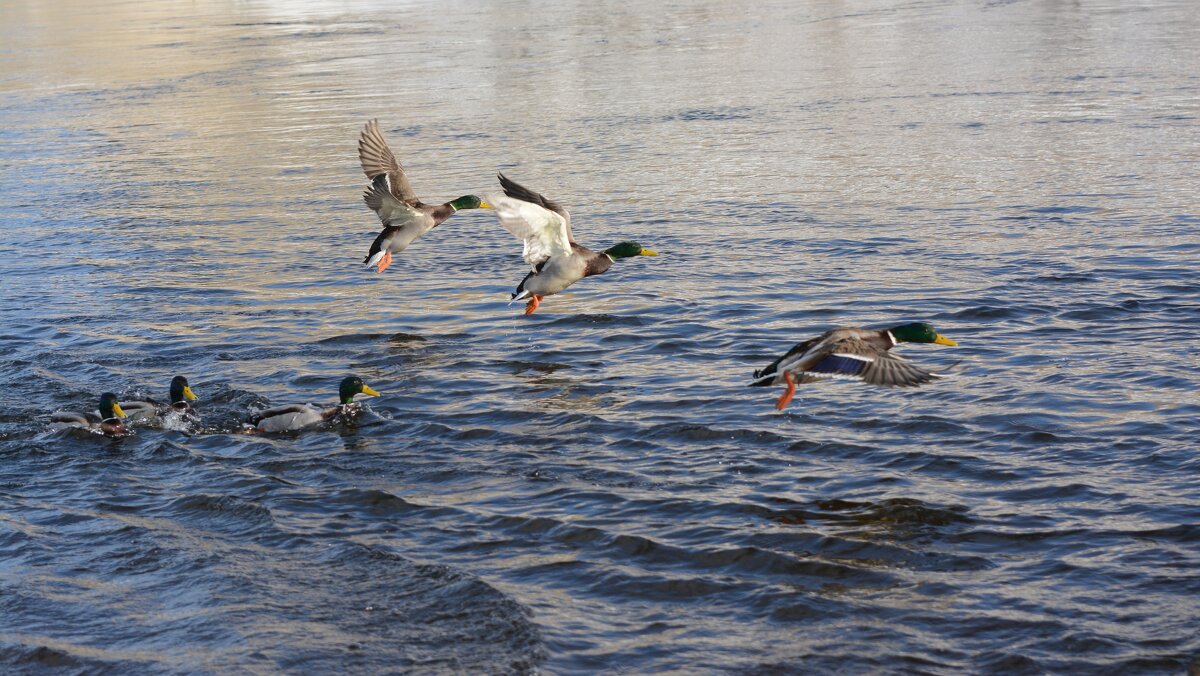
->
{"left": 748, "top": 360, "right": 781, "bottom": 387}
{"left": 748, "top": 371, "right": 777, "bottom": 387}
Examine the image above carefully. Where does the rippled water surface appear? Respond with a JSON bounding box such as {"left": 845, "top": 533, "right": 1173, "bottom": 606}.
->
{"left": 3, "top": 0, "right": 1199, "bottom": 672}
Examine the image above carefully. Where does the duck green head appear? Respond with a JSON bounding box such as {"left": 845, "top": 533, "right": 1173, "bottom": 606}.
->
{"left": 170, "top": 375, "right": 198, "bottom": 405}
{"left": 99, "top": 393, "right": 126, "bottom": 421}
{"left": 339, "top": 376, "right": 381, "bottom": 405}
{"left": 889, "top": 322, "right": 957, "bottom": 346}
{"left": 449, "top": 195, "right": 493, "bottom": 211}
{"left": 604, "top": 241, "right": 659, "bottom": 260}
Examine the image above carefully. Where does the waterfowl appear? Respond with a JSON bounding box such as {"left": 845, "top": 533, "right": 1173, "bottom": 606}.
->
{"left": 750, "top": 323, "right": 958, "bottom": 410}
{"left": 248, "top": 376, "right": 380, "bottom": 433}
{"left": 486, "top": 174, "right": 658, "bottom": 315}
{"left": 358, "top": 119, "right": 492, "bottom": 272}
{"left": 51, "top": 393, "right": 128, "bottom": 436}
{"left": 113, "top": 375, "right": 199, "bottom": 423}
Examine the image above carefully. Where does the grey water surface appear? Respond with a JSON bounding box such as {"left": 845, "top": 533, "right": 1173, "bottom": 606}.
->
{"left": 2, "top": 0, "right": 1199, "bottom": 672}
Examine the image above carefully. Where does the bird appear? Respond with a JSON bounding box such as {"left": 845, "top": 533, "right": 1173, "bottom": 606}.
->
{"left": 486, "top": 173, "right": 658, "bottom": 315}
{"left": 247, "top": 376, "right": 380, "bottom": 433}
{"left": 51, "top": 393, "right": 128, "bottom": 436}
{"left": 111, "top": 375, "right": 199, "bottom": 424}
{"left": 357, "top": 119, "right": 492, "bottom": 272}
{"left": 749, "top": 323, "right": 958, "bottom": 410}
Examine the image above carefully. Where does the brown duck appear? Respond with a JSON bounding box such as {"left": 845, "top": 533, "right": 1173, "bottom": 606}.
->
{"left": 357, "top": 119, "right": 492, "bottom": 272}
{"left": 485, "top": 174, "right": 658, "bottom": 315}
{"left": 750, "top": 323, "right": 958, "bottom": 410}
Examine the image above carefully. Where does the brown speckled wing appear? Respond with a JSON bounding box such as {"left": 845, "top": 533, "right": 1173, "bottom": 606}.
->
{"left": 359, "top": 119, "right": 418, "bottom": 203}
{"left": 859, "top": 351, "right": 943, "bottom": 387}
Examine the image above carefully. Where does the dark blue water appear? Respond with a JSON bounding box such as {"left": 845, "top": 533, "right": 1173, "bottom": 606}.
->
{"left": 2, "top": 0, "right": 1199, "bottom": 672}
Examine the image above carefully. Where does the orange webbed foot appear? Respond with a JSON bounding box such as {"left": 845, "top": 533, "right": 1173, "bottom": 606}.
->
{"left": 375, "top": 251, "right": 393, "bottom": 273}
{"left": 523, "top": 295, "right": 542, "bottom": 316}
{"left": 775, "top": 372, "right": 797, "bottom": 411}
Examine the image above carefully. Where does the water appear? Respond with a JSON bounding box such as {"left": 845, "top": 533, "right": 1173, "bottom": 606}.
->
{"left": 2, "top": 0, "right": 1199, "bottom": 672}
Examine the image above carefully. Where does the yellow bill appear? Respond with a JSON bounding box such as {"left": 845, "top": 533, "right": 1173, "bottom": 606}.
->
{"left": 934, "top": 334, "right": 958, "bottom": 346}
{"left": 361, "top": 385, "right": 381, "bottom": 397}
{"left": 639, "top": 248, "right": 659, "bottom": 256}
{"left": 112, "top": 402, "right": 127, "bottom": 418}
{"left": 183, "top": 386, "right": 198, "bottom": 401}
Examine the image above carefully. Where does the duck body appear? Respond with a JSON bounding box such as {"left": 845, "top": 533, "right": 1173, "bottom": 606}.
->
{"left": 52, "top": 393, "right": 128, "bottom": 437}
{"left": 248, "top": 376, "right": 379, "bottom": 433}
{"left": 487, "top": 174, "right": 656, "bottom": 315}
{"left": 513, "top": 243, "right": 613, "bottom": 299}
{"left": 250, "top": 403, "right": 350, "bottom": 433}
{"left": 358, "top": 120, "right": 491, "bottom": 272}
{"left": 751, "top": 323, "right": 957, "bottom": 410}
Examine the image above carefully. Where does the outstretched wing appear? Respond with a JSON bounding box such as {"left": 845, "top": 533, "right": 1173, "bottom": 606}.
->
{"left": 358, "top": 119, "right": 418, "bottom": 203}
{"left": 363, "top": 175, "right": 425, "bottom": 228}
{"left": 859, "top": 351, "right": 944, "bottom": 387}
{"left": 814, "top": 339, "right": 943, "bottom": 387}
{"left": 486, "top": 184, "right": 572, "bottom": 271}
{"left": 497, "top": 173, "right": 574, "bottom": 244}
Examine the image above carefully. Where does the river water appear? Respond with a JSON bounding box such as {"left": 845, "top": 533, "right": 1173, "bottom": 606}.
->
{"left": 2, "top": 0, "right": 1198, "bottom": 672}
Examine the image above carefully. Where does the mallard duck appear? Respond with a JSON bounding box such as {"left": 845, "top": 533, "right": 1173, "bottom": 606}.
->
{"left": 486, "top": 174, "right": 658, "bottom": 315}
{"left": 358, "top": 119, "right": 492, "bottom": 272}
{"left": 51, "top": 393, "right": 128, "bottom": 436}
{"left": 248, "top": 376, "right": 380, "bottom": 433}
{"left": 112, "top": 375, "right": 199, "bottom": 424}
{"left": 750, "top": 323, "right": 958, "bottom": 410}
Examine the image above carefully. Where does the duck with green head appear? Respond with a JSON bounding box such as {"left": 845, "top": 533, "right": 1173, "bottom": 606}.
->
{"left": 115, "top": 375, "right": 200, "bottom": 424}
{"left": 358, "top": 119, "right": 492, "bottom": 272}
{"left": 52, "top": 392, "right": 128, "bottom": 436}
{"left": 248, "top": 376, "right": 381, "bottom": 433}
{"left": 750, "top": 323, "right": 958, "bottom": 410}
{"left": 486, "top": 173, "right": 659, "bottom": 315}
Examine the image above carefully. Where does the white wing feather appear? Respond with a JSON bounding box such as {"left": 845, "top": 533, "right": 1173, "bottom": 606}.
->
{"left": 487, "top": 194, "right": 573, "bottom": 270}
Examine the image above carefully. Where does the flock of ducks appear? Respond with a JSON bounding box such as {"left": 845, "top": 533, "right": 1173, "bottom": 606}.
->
{"left": 50, "top": 375, "right": 380, "bottom": 437}
{"left": 48, "top": 120, "right": 959, "bottom": 436}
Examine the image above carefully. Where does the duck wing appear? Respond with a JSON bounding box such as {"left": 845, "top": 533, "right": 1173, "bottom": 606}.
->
{"left": 809, "top": 338, "right": 943, "bottom": 387}
{"left": 497, "top": 173, "right": 574, "bottom": 243}
{"left": 858, "top": 350, "right": 945, "bottom": 387}
{"left": 487, "top": 176, "right": 573, "bottom": 272}
{"left": 358, "top": 119, "right": 418, "bottom": 203}
{"left": 363, "top": 172, "right": 426, "bottom": 229}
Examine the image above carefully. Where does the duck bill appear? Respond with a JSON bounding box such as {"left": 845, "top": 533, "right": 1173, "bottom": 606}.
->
{"left": 639, "top": 248, "right": 659, "bottom": 256}
{"left": 934, "top": 334, "right": 957, "bottom": 346}
{"left": 478, "top": 200, "right": 494, "bottom": 209}
{"left": 183, "top": 386, "right": 199, "bottom": 401}
{"left": 361, "top": 385, "right": 381, "bottom": 397}
{"left": 112, "top": 402, "right": 127, "bottom": 418}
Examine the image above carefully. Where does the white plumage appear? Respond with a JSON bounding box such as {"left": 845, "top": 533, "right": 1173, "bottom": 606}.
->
{"left": 486, "top": 193, "right": 573, "bottom": 272}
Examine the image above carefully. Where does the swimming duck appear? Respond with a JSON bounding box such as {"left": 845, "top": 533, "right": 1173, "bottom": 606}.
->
{"left": 51, "top": 393, "right": 128, "bottom": 436}
{"left": 248, "top": 376, "right": 380, "bottom": 433}
{"left": 750, "top": 323, "right": 958, "bottom": 410}
{"left": 486, "top": 174, "right": 658, "bottom": 315}
{"left": 358, "top": 119, "right": 492, "bottom": 272}
{"left": 113, "top": 375, "right": 199, "bottom": 423}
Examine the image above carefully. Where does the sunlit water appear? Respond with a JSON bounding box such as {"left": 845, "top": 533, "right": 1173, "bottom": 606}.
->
{"left": 2, "top": 0, "right": 1199, "bottom": 672}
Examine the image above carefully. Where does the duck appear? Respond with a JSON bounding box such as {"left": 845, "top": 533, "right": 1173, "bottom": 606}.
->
{"left": 749, "top": 323, "right": 958, "bottom": 410}
{"left": 358, "top": 119, "right": 492, "bottom": 272}
{"left": 486, "top": 173, "right": 658, "bottom": 315}
{"left": 111, "top": 375, "right": 199, "bottom": 424}
{"left": 248, "top": 376, "right": 380, "bottom": 433}
{"left": 51, "top": 393, "right": 128, "bottom": 436}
